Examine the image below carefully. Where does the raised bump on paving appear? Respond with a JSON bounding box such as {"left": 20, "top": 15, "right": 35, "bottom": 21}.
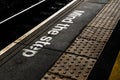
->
{"left": 41, "top": 72, "right": 72, "bottom": 80}
{"left": 88, "top": 0, "right": 120, "bottom": 29}
{"left": 66, "top": 38, "right": 105, "bottom": 58}
{"left": 84, "top": 0, "right": 109, "bottom": 3}
{"left": 79, "top": 26, "right": 113, "bottom": 42}
{"left": 42, "top": 53, "right": 96, "bottom": 80}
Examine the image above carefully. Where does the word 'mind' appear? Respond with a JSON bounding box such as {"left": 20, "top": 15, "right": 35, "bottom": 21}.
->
{"left": 22, "top": 10, "right": 85, "bottom": 57}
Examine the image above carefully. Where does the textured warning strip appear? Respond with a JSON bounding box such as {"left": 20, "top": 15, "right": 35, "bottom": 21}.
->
{"left": 109, "top": 52, "right": 120, "bottom": 80}
{"left": 42, "top": 53, "right": 96, "bottom": 80}
{"left": 42, "top": 0, "right": 120, "bottom": 80}
{"left": 42, "top": 72, "right": 71, "bottom": 80}
{"left": 67, "top": 38, "right": 105, "bottom": 58}
{"left": 88, "top": 21, "right": 120, "bottom": 80}
{"left": 79, "top": 26, "right": 113, "bottom": 42}
{"left": 88, "top": 0, "right": 120, "bottom": 29}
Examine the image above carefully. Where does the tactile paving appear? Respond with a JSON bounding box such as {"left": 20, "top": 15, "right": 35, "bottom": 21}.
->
{"left": 42, "top": 72, "right": 71, "bottom": 80}
{"left": 88, "top": 0, "right": 120, "bottom": 29}
{"left": 67, "top": 38, "right": 105, "bottom": 58}
{"left": 49, "top": 53, "right": 96, "bottom": 80}
{"left": 79, "top": 26, "right": 113, "bottom": 42}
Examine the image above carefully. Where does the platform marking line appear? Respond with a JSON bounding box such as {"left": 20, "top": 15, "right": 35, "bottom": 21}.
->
{"left": 0, "top": 0, "right": 77, "bottom": 55}
{"left": 0, "top": 0, "right": 46, "bottom": 24}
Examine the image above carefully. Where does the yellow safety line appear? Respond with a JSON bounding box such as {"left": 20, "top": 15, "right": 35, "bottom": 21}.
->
{"left": 109, "top": 51, "right": 120, "bottom": 80}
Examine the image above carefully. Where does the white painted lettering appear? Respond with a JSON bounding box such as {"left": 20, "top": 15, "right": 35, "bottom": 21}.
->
{"left": 22, "top": 49, "right": 37, "bottom": 57}
{"left": 22, "top": 10, "right": 85, "bottom": 57}
{"left": 35, "top": 41, "right": 51, "bottom": 46}
{"left": 30, "top": 44, "right": 43, "bottom": 50}
{"left": 62, "top": 17, "right": 74, "bottom": 23}
{"left": 40, "top": 36, "right": 52, "bottom": 42}
{"left": 54, "top": 24, "right": 69, "bottom": 30}
{"left": 48, "top": 30, "right": 59, "bottom": 35}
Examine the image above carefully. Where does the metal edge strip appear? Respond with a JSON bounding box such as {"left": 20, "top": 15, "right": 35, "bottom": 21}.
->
{"left": 0, "top": 0, "right": 77, "bottom": 55}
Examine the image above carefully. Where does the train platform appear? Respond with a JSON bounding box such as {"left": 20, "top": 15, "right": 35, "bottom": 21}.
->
{"left": 0, "top": 0, "right": 120, "bottom": 80}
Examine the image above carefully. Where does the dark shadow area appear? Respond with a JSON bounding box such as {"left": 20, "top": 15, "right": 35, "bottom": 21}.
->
{"left": 0, "top": 0, "right": 72, "bottom": 50}
{"left": 88, "top": 20, "right": 120, "bottom": 80}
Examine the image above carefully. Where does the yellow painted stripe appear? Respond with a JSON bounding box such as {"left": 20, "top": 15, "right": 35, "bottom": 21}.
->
{"left": 109, "top": 51, "right": 120, "bottom": 80}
